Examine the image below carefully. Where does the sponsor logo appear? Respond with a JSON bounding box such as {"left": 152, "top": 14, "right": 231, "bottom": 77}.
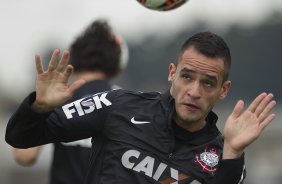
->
{"left": 195, "top": 147, "right": 219, "bottom": 173}
{"left": 62, "top": 92, "right": 112, "bottom": 119}
{"left": 121, "top": 149, "right": 189, "bottom": 183}
{"left": 131, "top": 117, "right": 151, "bottom": 124}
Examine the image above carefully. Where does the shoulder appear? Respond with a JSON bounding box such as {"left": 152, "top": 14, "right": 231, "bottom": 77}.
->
{"left": 114, "top": 89, "right": 162, "bottom": 100}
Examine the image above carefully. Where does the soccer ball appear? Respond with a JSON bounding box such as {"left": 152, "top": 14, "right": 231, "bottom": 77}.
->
{"left": 137, "top": 0, "right": 188, "bottom": 11}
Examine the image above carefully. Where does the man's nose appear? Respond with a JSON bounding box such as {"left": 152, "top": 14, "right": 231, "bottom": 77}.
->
{"left": 187, "top": 81, "right": 201, "bottom": 99}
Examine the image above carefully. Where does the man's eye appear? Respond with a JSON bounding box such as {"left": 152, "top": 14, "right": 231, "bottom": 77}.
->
{"left": 181, "top": 74, "right": 190, "bottom": 79}
{"left": 203, "top": 80, "right": 215, "bottom": 87}
{"left": 204, "top": 83, "right": 212, "bottom": 87}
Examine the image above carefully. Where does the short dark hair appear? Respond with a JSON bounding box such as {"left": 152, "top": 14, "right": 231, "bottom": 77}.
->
{"left": 69, "top": 19, "right": 122, "bottom": 78}
{"left": 179, "top": 32, "right": 231, "bottom": 82}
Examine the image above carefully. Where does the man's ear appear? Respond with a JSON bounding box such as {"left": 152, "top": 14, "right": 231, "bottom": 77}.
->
{"left": 168, "top": 63, "right": 176, "bottom": 82}
{"left": 219, "top": 80, "right": 231, "bottom": 99}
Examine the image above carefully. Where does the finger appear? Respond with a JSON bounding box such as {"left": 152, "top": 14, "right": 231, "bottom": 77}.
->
{"left": 35, "top": 54, "right": 44, "bottom": 74}
{"left": 248, "top": 92, "right": 267, "bottom": 113}
{"left": 259, "top": 113, "right": 276, "bottom": 132}
{"left": 258, "top": 100, "right": 276, "bottom": 122}
{"left": 231, "top": 100, "right": 244, "bottom": 119}
{"left": 48, "top": 49, "right": 60, "bottom": 71}
{"left": 64, "top": 65, "right": 74, "bottom": 79}
{"left": 255, "top": 93, "right": 274, "bottom": 116}
{"left": 57, "top": 50, "right": 70, "bottom": 72}
{"left": 68, "top": 80, "right": 86, "bottom": 94}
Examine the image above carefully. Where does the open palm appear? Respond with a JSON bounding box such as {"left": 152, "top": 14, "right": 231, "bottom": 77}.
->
{"left": 34, "top": 49, "right": 85, "bottom": 112}
{"left": 223, "top": 93, "right": 276, "bottom": 158}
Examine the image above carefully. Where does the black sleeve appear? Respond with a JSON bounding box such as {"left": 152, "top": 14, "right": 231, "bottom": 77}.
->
{"left": 5, "top": 90, "right": 117, "bottom": 148}
{"left": 211, "top": 154, "right": 246, "bottom": 184}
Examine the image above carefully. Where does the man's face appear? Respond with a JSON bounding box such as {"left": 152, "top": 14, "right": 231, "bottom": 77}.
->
{"left": 168, "top": 47, "right": 231, "bottom": 129}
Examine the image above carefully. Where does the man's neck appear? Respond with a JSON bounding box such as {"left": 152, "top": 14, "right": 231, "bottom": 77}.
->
{"left": 73, "top": 71, "right": 107, "bottom": 82}
{"left": 173, "top": 116, "right": 206, "bottom": 132}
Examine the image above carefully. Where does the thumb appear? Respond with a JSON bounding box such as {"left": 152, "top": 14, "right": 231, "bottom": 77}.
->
{"left": 231, "top": 100, "right": 245, "bottom": 119}
{"left": 69, "top": 79, "right": 86, "bottom": 94}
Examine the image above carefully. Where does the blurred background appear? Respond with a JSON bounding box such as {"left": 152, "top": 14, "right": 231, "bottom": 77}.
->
{"left": 0, "top": 0, "right": 281, "bottom": 183}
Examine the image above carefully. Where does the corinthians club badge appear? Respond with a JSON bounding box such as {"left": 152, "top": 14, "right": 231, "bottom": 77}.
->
{"left": 195, "top": 147, "right": 220, "bottom": 173}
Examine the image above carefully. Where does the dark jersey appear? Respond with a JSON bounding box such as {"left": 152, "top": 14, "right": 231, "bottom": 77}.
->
{"left": 6, "top": 89, "right": 246, "bottom": 184}
{"left": 50, "top": 80, "right": 112, "bottom": 184}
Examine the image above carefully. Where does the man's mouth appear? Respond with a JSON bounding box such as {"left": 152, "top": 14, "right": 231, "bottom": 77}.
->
{"left": 183, "top": 103, "right": 200, "bottom": 112}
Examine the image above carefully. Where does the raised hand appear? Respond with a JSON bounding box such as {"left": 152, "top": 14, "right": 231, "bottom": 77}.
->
{"left": 32, "top": 49, "right": 85, "bottom": 113}
{"left": 222, "top": 93, "right": 276, "bottom": 159}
